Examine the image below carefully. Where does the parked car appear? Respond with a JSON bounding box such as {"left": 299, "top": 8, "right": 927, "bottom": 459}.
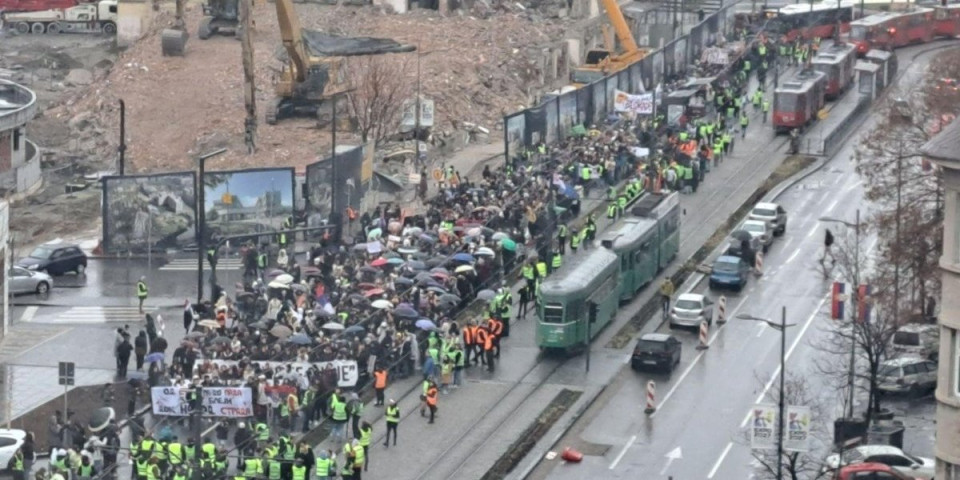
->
{"left": 0, "top": 429, "right": 26, "bottom": 474}
{"left": 824, "top": 445, "right": 935, "bottom": 479}
{"left": 877, "top": 357, "right": 938, "bottom": 396}
{"left": 725, "top": 231, "right": 760, "bottom": 266}
{"left": 749, "top": 202, "right": 787, "bottom": 235}
{"left": 7, "top": 267, "right": 53, "bottom": 295}
{"left": 834, "top": 462, "right": 917, "bottom": 479}
{"left": 891, "top": 324, "right": 939, "bottom": 361}
{"left": 631, "top": 333, "right": 682, "bottom": 372}
{"left": 741, "top": 219, "right": 774, "bottom": 252}
{"left": 669, "top": 293, "right": 714, "bottom": 328}
{"left": 709, "top": 255, "right": 751, "bottom": 291}
{"left": 16, "top": 243, "right": 87, "bottom": 276}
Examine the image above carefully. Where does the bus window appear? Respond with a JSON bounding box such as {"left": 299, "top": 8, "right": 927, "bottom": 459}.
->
{"left": 622, "top": 255, "right": 630, "bottom": 270}
{"left": 850, "top": 25, "right": 867, "bottom": 40}
{"left": 543, "top": 303, "right": 565, "bottom": 324}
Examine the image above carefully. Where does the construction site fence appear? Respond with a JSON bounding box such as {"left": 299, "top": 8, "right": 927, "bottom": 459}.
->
{"left": 502, "top": 4, "right": 738, "bottom": 162}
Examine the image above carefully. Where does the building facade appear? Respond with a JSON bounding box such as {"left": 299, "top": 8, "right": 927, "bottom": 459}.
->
{"left": 0, "top": 79, "right": 41, "bottom": 196}
{"left": 922, "top": 120, "right": 960, "bottom": 480}
{"left": 0, "top": 201, "right": 8, "bottom": 341}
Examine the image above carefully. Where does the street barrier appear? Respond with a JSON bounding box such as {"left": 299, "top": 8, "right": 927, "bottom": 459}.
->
{"left": 697, "top": 320, "right": 709, "bottom": 350}
{"left": 755, "top": 250, "right": 764, "bottom": 275}
{"left": 717, "top": 295, "right": 727, "bottom": 324}
{"left": 820, "top": 94, "right": 871, "bottom": 157}
{"left": 645, "top": 380, "right": 657, "bottom": 414}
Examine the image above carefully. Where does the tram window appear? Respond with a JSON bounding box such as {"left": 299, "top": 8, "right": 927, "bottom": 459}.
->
{"left": 543, "top": 303, "right": 565, "bottom": 324}
{"left": 776, "top": 94, "right": 799, "bottom": 111}
{"left": 850, "top": 25, "right": 867, "bottom": 40}
{"left": 622, "top": 255, "right": 630, "bottom": 270}
{"left": 633, "top": 250, "right": 644, "bottom": 264}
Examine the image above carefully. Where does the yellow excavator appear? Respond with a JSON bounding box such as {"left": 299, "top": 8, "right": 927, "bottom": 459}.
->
{"left": 268, "top": 0, "right": 415, "bottom": 124}
{"left": 570, "top": 0, "right": 648, "bottom": 87}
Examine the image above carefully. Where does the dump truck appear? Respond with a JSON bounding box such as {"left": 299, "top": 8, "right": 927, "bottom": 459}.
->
{"left": 2, "top": 0, "right": 116, "bottom": 34}
{"left": 0, "top": 0, "right": 76, "bottom": 14}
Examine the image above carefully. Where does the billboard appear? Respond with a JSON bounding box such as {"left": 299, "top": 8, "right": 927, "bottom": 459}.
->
{"left": 558, "top": 92, "right": 577, "bottom": 140}
{"left": 332, "top": 146, "right": 364, "bottom": 218}
{"left": 750, "top": 404, "right": 778, "bottom": 450}
{"left": 525, "top": 103, "right": 548, "bottom": 147}
{"left": 543, "top": 96, "right": 559, "bottom": 145}
{"left": 305, "top": 157, "right": 333, "bottom": 221}
{"left": 202, "top": 168, "right": 294, "bottom": 243}
{"left": 504, "top": 112, "right": 526, "bottom": 162}
{"left": 102, "top": 172, "right": 197, "bottom": 253}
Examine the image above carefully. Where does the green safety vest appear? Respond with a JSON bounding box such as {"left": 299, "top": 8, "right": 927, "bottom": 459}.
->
{"left": 522, "top": 265, "right": 534, "bottom": 280}
{"left": 713, "top": 139, "right": 723, "bottom": 152}
{"left": 352, "top": 401, "right": 364, "bottom": 417}
{"left": 331, "top": 396, "right": 348, "bottom": 421}
{"left": 551, "top": 254, "right": 562, "bottom": 269}
{"left": 353, "top": 445, "right": 365, "bottom": 467}
{"left": 244, "top": 458, "right": 261, "bottom": 476}
{"left": 257, "top": 254, "right": 267, "bottom": 268}
{"left": 536, "top": 262, "right": 547, "bottom": 277}
{"left": 779, "top": 45, "right": 787, "bottom": 55}
{"left": 359, "top": 426, "right": 372, "bottom": 447}
{"left": 617, "top": 196, "right": 627, "bottom": 209}
{"left": 202, "top": 443, "right": 216, "bottom": 460}
{"left": 557, "top": 225, "right": 567, "bottom": 238}
{"left": 291, "top": 465, "right": 306, "bottom": 480}
{"left": 280, "top": 402, "right": 290, "bottom": 417}
{"left": 79, "top": 465, "right": 94, "bottom": 477}
{"left": 168, "top": 443, "right": 183, "bottom": 464}
{"left": 679, "top": 131, "right": 688, "bottom": 141}
{"left": 762, "top": 100, "right": 770, "bottom": 112}
{"left": 137, "top": 281, "right": 148, "bottom": 298}
{"left": 154, "top": 443, "right": 167, "bottom": 460}
{"left": 256, "top": 423, "right": 269, "bottom": 441}
{"left": 315, "top": 458, "right": 332, "bottom": 476}
{"left": 136, "top": 459, "right": 150, "bottom": 478}
{"left": 740, "top": 115, "right": 749, "bottom": 127}
{"left": 683, "top": 167, "right": 693, "bottom": 180}
{"left": 727, "top": 106, "right": 735, "bottom": 117}
{"left": 722, "top": 133, "right": 732, "bottom": 144}
{"left": 386, "top": 405, "right": 400, "bottom": 423}
{"left": 174, "top": 473, "right": 188, "bottom": 480}
{"left": 279, "top": 233, "right": 287, "bottom": 245}
{"left": 11, "top": 453, "right": 23, "bottom": 472}
{"left": 753, "top": 92, "right": 762, "bottom": 105}
{"left": 607, "top": 203, "right": 618, "bottom": 219}
{"left": 538, "top": 144, "right": 546, "bottom": 154}
{"left": 581, "top": 166, "right": 591, "bottom": 180}
{"left": 759, "top": 45, "right": 767, "bottom": 56}
{"left": 145, "top": 465, "right": 157, "bottom": 480}
{"left": 282, "top": 440, "right": 295, "bottom": 460}
{"left": 571, "top": 234, "right": 581, "bottom": 249}
{"left": 268, "top": 461, "right": 281, "bottom": 480}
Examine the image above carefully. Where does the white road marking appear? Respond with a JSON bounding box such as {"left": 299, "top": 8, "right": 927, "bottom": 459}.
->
{"left": 756, "top": 323, "right": 767, "bottom": 337}
{"left": 781, "top": 237, "right": 794, "bottom": 249}
{"left": 608, "top": 435, "right": 637, "bottom": 470}
{"left": 708, "top": 442, "right": 734, "bottom": 479}
{"left": 785, "top": 249, "right": 800, "bottom": 265}
{"left": 826, "top": 199, "right": 839, "bottom": 213}
{"left": 651, "top": 295, "right": 749, "bottom": 419}
{"left": 844, "top": 180, "right": 863, "bottom": 193}
{"left": 806, "top": 227, "right": 818, "bottom": 239}
{"left": 21, "top": 306, "right": 38, "bottom": 323}
{"left": 741, "top": 294, "right": 829, "bottom": 427}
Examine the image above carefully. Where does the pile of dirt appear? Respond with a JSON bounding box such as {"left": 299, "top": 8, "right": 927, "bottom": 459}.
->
{"left": 53, "top": 3, "right": 568, "bottom": 173}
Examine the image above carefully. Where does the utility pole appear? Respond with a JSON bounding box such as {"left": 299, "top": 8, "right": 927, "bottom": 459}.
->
{"left": 240, "top": 0, "right": 257, "bottom": 154}
{"left": 415, "top": 36, "right": 422, "bottom": 167}
{"left": 894, "top": 142, "right": 902, "bottom": 327}
{"left": 118, "top": 99, "right": 126, "bottom": 176}
{"left": 777, "top": 306, "right": 786, "bottom": 480}
{"left": 848, "top": 208, "right": 860, "bottom": 420}
{"left": 196, "top": 148, "right": 227, "bottom": 304}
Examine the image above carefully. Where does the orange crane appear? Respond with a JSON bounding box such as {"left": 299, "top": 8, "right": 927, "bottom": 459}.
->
{"left": 571, "top": 0, "right": 648, "bottom": 86}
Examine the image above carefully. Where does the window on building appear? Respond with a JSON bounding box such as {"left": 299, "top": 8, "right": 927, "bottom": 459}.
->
{"left": 12, "top": 128, "right": 20, "bottom": 151}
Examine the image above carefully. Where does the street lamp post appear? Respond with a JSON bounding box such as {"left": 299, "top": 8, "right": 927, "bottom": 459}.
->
{"left": 196, "top": 148, "right": 227, "bottom": 305}
{"left": 738, "top": 307, "right": 795, "bottom": 479}
{"left": 819, "top": 209, "right": 862, "bottom": 419}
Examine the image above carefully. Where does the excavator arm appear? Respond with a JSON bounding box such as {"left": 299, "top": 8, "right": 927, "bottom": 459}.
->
{"left": 599, "top": 0, "right": 639, "bottom": 57}
{"left": 275, "top": 0, "right": 309, "bottom": 83}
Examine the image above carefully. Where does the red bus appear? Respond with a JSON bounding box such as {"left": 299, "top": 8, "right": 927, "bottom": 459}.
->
{"left": 773, "top": 70, "right": 827, "bottom": 134}
{"left": 811, "top": 42, "right": 857, "bottom": 99}
{"left": 764, "top": 1, "right": 856, "bottom": 42}
{"left": 848, "top": 9, "right": 936, "bottom": 55}
{"left": 934, "top": 4, "right": 960, "bottom": 37}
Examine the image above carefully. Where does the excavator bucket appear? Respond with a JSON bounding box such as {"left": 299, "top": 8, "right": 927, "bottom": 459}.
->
{"left": 161, "top": 28, "right": 189, "bottom": 56}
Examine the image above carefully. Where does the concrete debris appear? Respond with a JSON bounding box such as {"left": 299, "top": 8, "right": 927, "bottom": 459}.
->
{"left": 64, "top": 68, "right": 93, "bottom": 86}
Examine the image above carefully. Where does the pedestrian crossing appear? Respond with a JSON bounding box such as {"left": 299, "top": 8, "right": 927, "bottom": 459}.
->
{"left": 159, "top": 258, "right": 243, "bottom": 271}
{"left": 24, "top": 306, "right": 144, "bottom": 324}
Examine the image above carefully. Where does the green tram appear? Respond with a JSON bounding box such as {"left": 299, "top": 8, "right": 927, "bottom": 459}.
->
{"left": 535, "top": 192, "right": 681, "bottom": 351}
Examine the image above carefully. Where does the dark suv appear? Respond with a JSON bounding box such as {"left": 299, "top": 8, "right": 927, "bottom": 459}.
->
{"left": 17, "top": 243, "right": 88, "bottom": 276}
{"left": 631, "top": 333, "right": 682, "bottom": 372}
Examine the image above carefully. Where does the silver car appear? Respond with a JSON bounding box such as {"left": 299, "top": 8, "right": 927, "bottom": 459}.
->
{"left": 741, "top": 219, "right": 773, "bottom": 252}
{"left": 669, "top": 293, "right": 714, "bottom": 328}
{"left": 8, "top": 266, "right": 53, "bottom": 295}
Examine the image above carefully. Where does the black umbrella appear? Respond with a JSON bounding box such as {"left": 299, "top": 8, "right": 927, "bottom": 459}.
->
{"left": 407, "top": 260, "right": 427, "bottom": 271}
{"left": 414, "top": 272, "right": 433, "bottom": 283}
{"left": 394, "top": 306, "right": 419, "bottom": 318}
{"left": 343, "top": 325, "right": 366, "bottom": 336}
{"left": 395, "top": 277, "right": 414, "bottom": 287}
{"left": 88, "top": 407, "right": 115, "bottom": 432}
{"left": 249, "top": 320, "right": 270, "bottom": 329}
{"left": 439, "top": 293, "right": 461, "bottom": 306}
{"left": 730, "top": 230, "right": 753, "bottom": 242}
{"left": 210, "top": 336, "right": 232, "bottom": 345}
{"left": 411, "top": 251, "right": 430, "bottom": 260}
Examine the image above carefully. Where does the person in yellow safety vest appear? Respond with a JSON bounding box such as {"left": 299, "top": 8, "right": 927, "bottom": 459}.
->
{"left": 330, "top": 390, "right": 349, "bottom": 445}
{"left": 752, "top": 90, "right": 763, "bottom": 110}
{"left": 139, "top": 435, "right": 157, "bottom": 460}
{"left": 255, "top": 422, "right": 270, "bottom": 445}
{"left": 585, "top": 214, "right": 597, "bottom": 242}
{"left": 136, "top": 276, "right": 148, "bottom": 313}
{"left": 607, "top": 201, "right": 618, "bottom": 220}
{"left": 146, "top": 458, "right": 160, "bottom": 480}
{"left": 201, "top": 440, "right": 216, "bottom": 461}
{"left": 537, "top": 142, "right": 547, "bottom": 155}
{"left": 678, "top": 130, "right": 688, "bottom": 142}
{"left": 184, "top": 441, "right": 197, "bottom": 463}
{"left": 535, "top": 259, "right": 547, "bottom": 278}
{"left": 340, "top": 442, "right": 355, "bottom": 479}
{"left": 762, "top": 99, "right": 770, "bottom": 123}
{"left": 266, "top": 456, "right": 282, "bottom": 480}
{"left": 569, "top": 229, "right": 581, "bottom": 253}
{"left": 315, "top": 450, "right": 335, "bottom": 480}
{"left": 172, "top": 465, "right": 191, "bottom": 480}
{"left": 556, "top": 223, "right": 567, "bottom": 255}
{"left": 153, "top": 441, "right": 168, "bottom": 475}
{"left": 280, "top": 392, "right": 298, "bottom": 431}
{"left": 135, "top": 455, "right": 150, "bottom": 480}
{"left": 216, "top": 454, "right": 229, "bottom": 476}
{"left": 617, "top": 194, "right": 627, "bottom": 212}
{"left": 551, "top": 251, "right": 562, "bottom": 272}
{"left": 740, "top": 111, "right": 750, "bottom": 139}
{"left": 358, "top": 421, "right": 372, "bottom": 472}
{"left": 291, "top": 458, "right": 307, "bottom": 480}
{"left": 351, "top": 438, "right": 365, "bottom": 479}
{"left": 758, "top": 43, "right": 767, "bottom": 57}
{"left": 167, "top": 439, "right": 184, "bottom": 467}
{"left": 244, "top": 455, "right": 263, "bottom": 477}
{"left": 9, "top": 448, "right": 24, "bottom": 480}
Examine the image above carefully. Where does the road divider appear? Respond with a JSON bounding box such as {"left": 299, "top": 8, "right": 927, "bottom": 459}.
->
{"left": 754, "top": 251, "right": 764, "bottom": 276}
{"left": 645, "top": 381, "right": 657, "bottom": 414}
{"left": 697, "top": 321, "right": 710, "bottom": 350}
{"left": 717, "top": 296, "right": 727, "bottom": 324}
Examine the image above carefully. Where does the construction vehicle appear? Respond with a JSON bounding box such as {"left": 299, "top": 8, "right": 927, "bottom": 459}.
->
{"left": 197, "top": 0, "right": 238, "bottom": 39}
{"left": 269, "top": 0, "right": 415, "bottom": 124}
{"left": 570, "top": 0, "right": 648, "bottom": 86}
{"left": 2, "top": 0, "right": 116, "bottom": 34}
{"left": 161, "top": 0, "right": 188, "bottom": 56}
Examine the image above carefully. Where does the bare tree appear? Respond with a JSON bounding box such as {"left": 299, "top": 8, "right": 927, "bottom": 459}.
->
{"left": 743, "top": 374, "right": 831, "bottom": 480}
{"left": 343, "top": 55, "right": 413, "bottom": 146}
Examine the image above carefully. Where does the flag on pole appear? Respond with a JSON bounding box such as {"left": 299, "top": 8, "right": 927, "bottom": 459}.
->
{"left": 857, "top": 284, "right": 872, "bottom": 323}
{"left": 831, "top": 282, "right": 846, "bottom": 320}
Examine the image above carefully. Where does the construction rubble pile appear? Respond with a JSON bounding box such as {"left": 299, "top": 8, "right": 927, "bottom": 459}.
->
{"left": 52, "top": 3, "right": 569, "bottom": 173}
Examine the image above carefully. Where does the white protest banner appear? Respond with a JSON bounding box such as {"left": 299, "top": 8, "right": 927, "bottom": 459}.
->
{"left": 749, "top": 404, "right": 778, "bottom": 450}
{"left": 784, "top": 405, "right": 812, "bottom": 452}
{"left": 207, "top": 359, "right": 359, "bottom": 388}
{"left": 151, "top": 387, "right": 253, "bottom": 417}
{"left": 701, "top": 47, "right": 730, "bottom": 65}
{"left": 613, "top": 90, "right": 654, "bottom": 115}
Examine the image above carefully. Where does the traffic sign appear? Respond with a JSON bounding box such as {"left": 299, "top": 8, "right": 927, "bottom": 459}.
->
{"left": 58, "top": 361, "right": 75, "bottom": 386}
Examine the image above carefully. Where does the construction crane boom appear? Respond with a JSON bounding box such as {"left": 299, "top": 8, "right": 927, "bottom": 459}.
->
{"left": 600, "top": 0, "right": 638, "bottom": 56}
{"left": 275, "top": 0, "right": 309, "bottom": 83}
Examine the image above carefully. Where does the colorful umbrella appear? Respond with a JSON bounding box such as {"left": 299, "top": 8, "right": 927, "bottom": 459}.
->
{"left": 370, "top": 258, "right": 389, "bottom": 267}
{"left": 452, "top": 253, "right": 475, "bottom": 263}
{"left": 371, "top": 299, "right": 393, "bottom": 309}
{"left": 363, "top": 288, "right": 386, "bottom": 297}
{"left": 415, "top": 318, "right": 437, "bottom": 330}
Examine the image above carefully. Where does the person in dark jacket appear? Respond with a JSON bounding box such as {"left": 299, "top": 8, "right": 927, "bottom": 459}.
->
{"left": 116, "top": 338, "right": 133, "bottom": 378}
{"left": 134, "top": 331, "right": 148, "bottom": 371}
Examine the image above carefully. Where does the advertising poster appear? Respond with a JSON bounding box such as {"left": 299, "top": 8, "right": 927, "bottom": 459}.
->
{"left": 203, "top": 168, "right": 294, "bottom": 243}
{"left": 750, "top": 404, "right": 777, "bottom": 450}
{"left": 504, "top": 112, "right": 526, "bottom": 162}
{"left": 102, "top": 172, "right": 197, "bottom": 253}
{"left": 305, "top": 158, "right": 333, "bottom": 222}
{"left": 784, "top": 405, "right": 812, "bottom": 452}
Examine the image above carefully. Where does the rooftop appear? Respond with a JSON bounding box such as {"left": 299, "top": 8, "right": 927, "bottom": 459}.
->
{"left": 922, "top": 117, "right": 960, "bottom": 166}
{"left": 0, "top": 79, "right": 37, "bottom": 131}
